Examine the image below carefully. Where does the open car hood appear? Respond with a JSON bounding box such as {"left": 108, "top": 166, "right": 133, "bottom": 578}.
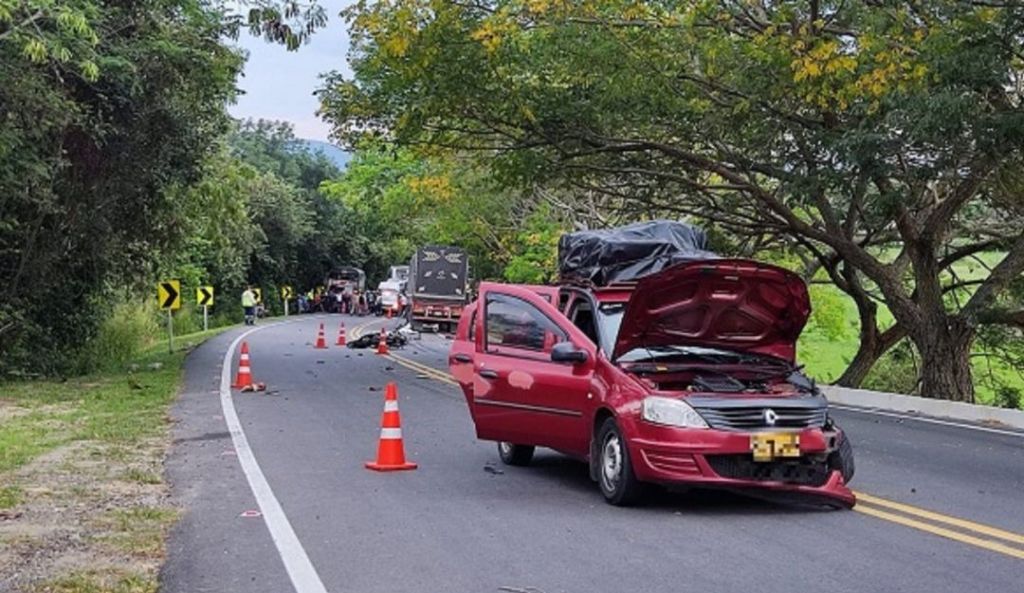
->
{"left": 612, "top": 259, "right": 810, "bottom": 362}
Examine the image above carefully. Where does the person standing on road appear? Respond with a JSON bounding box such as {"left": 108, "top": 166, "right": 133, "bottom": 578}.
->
{"left": 241, "top": 286, "right": 257, "bottom": 326}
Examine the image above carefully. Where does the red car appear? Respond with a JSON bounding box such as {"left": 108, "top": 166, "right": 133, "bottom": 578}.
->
{"left": 448, "top": 259, "right": 856, "bottom": 507}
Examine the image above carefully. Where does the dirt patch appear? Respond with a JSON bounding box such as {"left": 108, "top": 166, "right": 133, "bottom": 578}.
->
{"left": 0, "top": 438, "right": 175, "bottom": 592}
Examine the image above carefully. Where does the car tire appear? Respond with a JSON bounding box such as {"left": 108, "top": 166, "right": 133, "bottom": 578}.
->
{"left": 828, "top": 432, "right": 855, "bottom": 484}
{"left": 497, "top": 442, "right": 534, "bottom": 466}
{"left": 596, "top": 418, "right": 646, "bottom": 506}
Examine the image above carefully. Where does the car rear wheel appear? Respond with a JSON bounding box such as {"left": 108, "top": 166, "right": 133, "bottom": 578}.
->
{"left": 497, "top": 442, "right": 534, "bottom": 466}
{"left": 828, "top": 432, "right": 855, "bottom": 484}
{"left": 596, "top": 419, "right": 646, "bottom": 506}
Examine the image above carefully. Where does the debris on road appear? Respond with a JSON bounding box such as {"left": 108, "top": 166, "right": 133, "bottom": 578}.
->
{"left": 484, "top": 464, "right": 504, "bottom": 475}
{"left": 239, "top": 382, "right": 266, "bottom": 393}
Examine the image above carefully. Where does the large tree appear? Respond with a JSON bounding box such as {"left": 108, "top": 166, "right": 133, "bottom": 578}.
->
{"left": 322, "top": 0, "right": 1024, "bottom": 401}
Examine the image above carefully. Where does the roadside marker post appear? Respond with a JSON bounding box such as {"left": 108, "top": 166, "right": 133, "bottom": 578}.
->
{"left": 158, "top": 280, "right": 181, "bottom": 353}
{"left": 197, "top": 286, "right": 214, "bottom": 332}
{"left": 281, "top": 286, "right": 294, "bottom": 317}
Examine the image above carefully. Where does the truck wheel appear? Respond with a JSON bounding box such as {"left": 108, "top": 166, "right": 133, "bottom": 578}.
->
{"left": 828, "top": 432, "right": 855, "bottom": 484}
{"left": 497, "top": 442, "right": 534, "bottom": 466}
{"left": 596, "top": 418, "right": 646, "bottom": 506}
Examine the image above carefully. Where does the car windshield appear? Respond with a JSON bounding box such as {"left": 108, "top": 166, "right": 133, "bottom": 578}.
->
{"left": 596, "top": 304, "right": 791, "bottom": 367}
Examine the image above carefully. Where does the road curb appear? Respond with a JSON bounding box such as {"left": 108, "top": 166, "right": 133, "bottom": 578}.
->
{"left": 822, "top": 385, "right": 1024, "bottom": 431}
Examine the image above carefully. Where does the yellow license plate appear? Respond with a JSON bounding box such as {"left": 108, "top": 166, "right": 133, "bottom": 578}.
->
{"left": 750, "top": 433, "right": 801, "bottom": 462}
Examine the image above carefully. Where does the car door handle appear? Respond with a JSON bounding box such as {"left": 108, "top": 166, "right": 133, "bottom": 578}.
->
{"left": 452, "top": 354, "right": 472, "bottom": 363}
{"left": 478, "top": 369, "right": 498, "bottom": 379}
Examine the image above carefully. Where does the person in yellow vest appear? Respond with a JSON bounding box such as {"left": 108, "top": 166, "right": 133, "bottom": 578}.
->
{"left": 241, "top": 286, "right": 257, "bottom": 326}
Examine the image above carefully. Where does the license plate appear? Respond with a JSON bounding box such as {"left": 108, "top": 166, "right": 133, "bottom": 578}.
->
{"left": 750, "top": 433, "right": 800, "bottom": 462}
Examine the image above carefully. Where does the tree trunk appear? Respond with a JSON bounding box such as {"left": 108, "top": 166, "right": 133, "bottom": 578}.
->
{"left": 834, "top": 271, "right": 907, "bottom": 388}
{"left": 914, "top": 318, "right": 976, "bottom": 402}
{"left": 836, "top": 324, "right": 905, "bottom": 387}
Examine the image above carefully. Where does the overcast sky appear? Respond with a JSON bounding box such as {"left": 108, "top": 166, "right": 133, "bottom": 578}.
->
{"left": 228, "top": 1, "right": 354, "bottom": 142}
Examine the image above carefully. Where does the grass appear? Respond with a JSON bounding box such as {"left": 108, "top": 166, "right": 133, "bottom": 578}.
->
{"left": 0, "top": 485, "right": 22, "bottom": 509}
{"left": 33, "top": 571, "right": 156, "bottom": 593}
{"left": 95, "top": 506, "right": 180, "bottom": 558}
{"left": 0, "top": 325, "right": 232, "bottom": 591}
{"left": 0, "top": 327, "right": 230, "bottom": 474}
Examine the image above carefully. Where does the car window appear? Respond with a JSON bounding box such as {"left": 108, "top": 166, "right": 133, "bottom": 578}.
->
{"left": 468, "top": 310, "right": 476, "bottom": 340}
{"left": 486, "top": 293, "right": 567, "bottom": 353}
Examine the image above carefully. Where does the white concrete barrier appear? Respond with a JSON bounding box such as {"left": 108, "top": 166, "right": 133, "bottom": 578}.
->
{"left": 822, "top": 385, "right": 1024, "bottom": 431}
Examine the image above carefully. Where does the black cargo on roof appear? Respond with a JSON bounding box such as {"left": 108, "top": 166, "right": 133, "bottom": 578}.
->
{"left": 557, "top": 220, "right": 718, "bottom": 286}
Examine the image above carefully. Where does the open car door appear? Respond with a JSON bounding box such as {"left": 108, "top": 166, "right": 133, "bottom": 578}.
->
{"left": 470, "top": 283, "right": 596, "bottom": 456}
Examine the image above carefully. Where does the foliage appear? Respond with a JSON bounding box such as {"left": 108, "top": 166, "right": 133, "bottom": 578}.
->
{"left": 0, "top": 2, "right": 330, "bottom": 377}
{"left": 324, "top": 0, "right": 1024, "bottom": 401}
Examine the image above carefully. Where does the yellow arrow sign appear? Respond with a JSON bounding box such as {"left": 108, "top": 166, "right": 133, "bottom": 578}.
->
{"left": 158, "top": 280, "right": 181, "bottom": 310}
{"left": 197, "top": 286, "right": 214, "bottom": 307}
{"left": 252, "top": 287, "right": 262, "bottom": 303}
{"left": 281, "top": 286, "right": 294, "bottom": 299}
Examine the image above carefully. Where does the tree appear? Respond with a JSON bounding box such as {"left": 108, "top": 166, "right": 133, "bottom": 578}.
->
{"left": 322, "top": 0, "right": 1024, "bottom": 402}
{"left": 0, "top": 2, "right": 329, "bottom": 374}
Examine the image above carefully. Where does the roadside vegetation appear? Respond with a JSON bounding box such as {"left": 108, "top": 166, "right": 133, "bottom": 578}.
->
{"left": 0, "top": 326, "right": 226, "bottom": 592}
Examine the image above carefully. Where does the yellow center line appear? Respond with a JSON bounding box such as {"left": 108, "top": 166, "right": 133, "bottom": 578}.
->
{"left": 345, "top": 329, "right": 1024, "bottom": 561}
{"left": 388, "top": 352, "right": 459, "bottom": 386}
{"left": 854, "top": 491, "right": 1024, "bottom": 546}
{"left": 854, "top": 504, "right": 1024, "bottom": 560}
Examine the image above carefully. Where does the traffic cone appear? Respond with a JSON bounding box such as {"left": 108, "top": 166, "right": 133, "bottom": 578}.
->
{"left": 314, "top": 323, "right": 328, "bottom": 349}
{"left": 336, "top": 322, "right": 347, "bottom": 347}
{"left": 365, "top": 383, "right": 417, "bottom": 472}
{"left": 376, "top": 327, "right": 389, "bottom": 355}
{"left": 232, "top": 342, "right": 254, "bottom": 389}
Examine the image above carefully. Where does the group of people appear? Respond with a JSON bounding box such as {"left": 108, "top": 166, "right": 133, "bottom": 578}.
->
{"left": 240, "top": 285, "right": 410, "bottom": 324}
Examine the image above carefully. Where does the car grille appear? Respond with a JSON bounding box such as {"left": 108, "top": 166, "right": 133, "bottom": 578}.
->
{"left": 695, "top": 406, "right": 826, "bottom": 430}
{"left": 688, "top": 396, "right": 828, "bottom": 431}
{"left": 706, "top": 455, "right": 830, "bottom": 487}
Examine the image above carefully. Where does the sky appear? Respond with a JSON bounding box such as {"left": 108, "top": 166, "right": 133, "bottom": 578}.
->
{"left": 228, "top": 1, "right": 354, "bottom": 142}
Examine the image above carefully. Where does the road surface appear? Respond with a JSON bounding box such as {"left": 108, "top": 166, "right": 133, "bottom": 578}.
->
{"left": 160, "top": 316, "right": 1024, "bottom": 593}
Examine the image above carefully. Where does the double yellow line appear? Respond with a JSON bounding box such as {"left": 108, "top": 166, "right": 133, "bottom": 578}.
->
{"left": 853, "top": 492, "right": 1024, "bottom": 560}
{"left": 348, "top": 320, "right": 458, "bottom": 386}
{"left": 346, "top": 318, "right": 1024, "bottom": 561}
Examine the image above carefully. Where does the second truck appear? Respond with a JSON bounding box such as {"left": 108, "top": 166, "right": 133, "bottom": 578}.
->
{"left": 408, "top": 246, "right": 469, "bottom": 333}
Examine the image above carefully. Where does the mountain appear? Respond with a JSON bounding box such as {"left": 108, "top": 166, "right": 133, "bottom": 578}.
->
{"left": 294, "top": 139, "right": 351, "bottom": 170}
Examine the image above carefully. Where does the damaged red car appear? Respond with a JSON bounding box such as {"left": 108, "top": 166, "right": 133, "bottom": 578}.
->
{"left": 449, "top": 226, "right": 855, "bottom": 508}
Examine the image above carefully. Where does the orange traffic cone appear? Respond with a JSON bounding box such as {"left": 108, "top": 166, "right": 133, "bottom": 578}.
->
{"left": 336, "top": 322, "right": 347, "bottom": 347}
{"left": 365, "top": 383, "right": 417, "bottom": 472}
{"left": 232, "top": 342, "right": 254, "bottom": 389}
{"left": 376, "top": 328, "right": 389, "bottom": 355}
{"left": 314, "top": 323, "right": 328, "bottom": 349}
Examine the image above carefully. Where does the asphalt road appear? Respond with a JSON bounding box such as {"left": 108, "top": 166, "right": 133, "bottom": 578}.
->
{"left": 161, "top": 315, "right": 1024, "bottom": 593}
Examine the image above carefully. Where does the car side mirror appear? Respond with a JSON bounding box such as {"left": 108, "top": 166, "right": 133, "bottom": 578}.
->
{"left": 551, "top": 342, "right": 588, "bottom": 364}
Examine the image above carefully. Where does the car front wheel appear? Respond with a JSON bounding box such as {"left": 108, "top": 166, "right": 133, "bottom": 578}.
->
{"left": 596, "top": 418, "right": 646, "bottom": 506}
{"left": 497, "top": 442, "right": 534, "bottom": 466}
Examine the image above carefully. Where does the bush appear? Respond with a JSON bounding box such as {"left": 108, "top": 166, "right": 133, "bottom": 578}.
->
{"left": 76, "top": 301, "right": 160, "bottom": 372}
{"left": 863, "top": 341, "right": 920, "bottom": 395}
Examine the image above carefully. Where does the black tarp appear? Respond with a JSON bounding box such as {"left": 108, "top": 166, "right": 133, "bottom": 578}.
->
{"left": 557, "top": 220, "right": 717, "bottom": 286}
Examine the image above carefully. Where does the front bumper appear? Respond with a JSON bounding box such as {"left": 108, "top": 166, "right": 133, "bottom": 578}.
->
{"left": 622, "top": 418, "right": 856, "bottom": 507}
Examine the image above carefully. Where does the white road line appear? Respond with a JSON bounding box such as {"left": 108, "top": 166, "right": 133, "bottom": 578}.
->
{"left": 830, "top": 403, "right": 1024, "bottom": 438}
{"left": 219, "top": 323, "right": 329, "bottom": 593}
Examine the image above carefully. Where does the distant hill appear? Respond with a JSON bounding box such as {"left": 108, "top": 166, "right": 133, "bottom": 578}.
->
{"left": 294, "top": 139, "right": 351, "bottom": 170}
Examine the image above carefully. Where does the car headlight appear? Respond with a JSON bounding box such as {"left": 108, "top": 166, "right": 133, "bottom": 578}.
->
{"left": 641, "top": 396, "right": 709, "bottom": 429}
